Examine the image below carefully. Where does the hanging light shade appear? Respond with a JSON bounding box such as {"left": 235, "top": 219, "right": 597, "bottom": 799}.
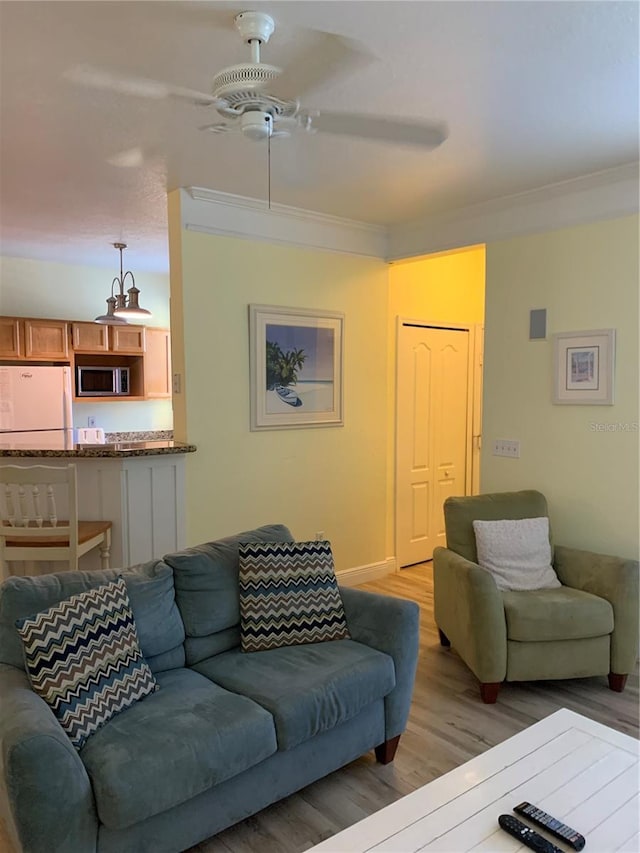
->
{"left": 94, "top": 242, "right": 152, "bottom": 324}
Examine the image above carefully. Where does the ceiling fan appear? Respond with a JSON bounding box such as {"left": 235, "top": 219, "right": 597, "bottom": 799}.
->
{"left": 65, "top": 10, "right": 448, "bottom": 151}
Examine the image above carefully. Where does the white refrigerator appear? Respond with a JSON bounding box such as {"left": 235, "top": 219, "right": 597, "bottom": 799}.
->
{"left": 0, "top": 365, "right": 74, "bottom": 449}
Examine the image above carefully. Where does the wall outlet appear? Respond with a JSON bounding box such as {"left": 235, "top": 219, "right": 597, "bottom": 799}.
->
{"left": 315, "top": 531, "right": 325, "bottom": 541}
{"left": 87, "top": 416, "right": 96, "bottom": 428}
{"left": 492, "top": 439, "right": 520, "bottom": 458}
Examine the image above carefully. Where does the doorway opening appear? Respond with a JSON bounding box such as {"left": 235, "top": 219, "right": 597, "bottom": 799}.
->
{"left": 390, "top": 246, "right": 485, "bottom": 568}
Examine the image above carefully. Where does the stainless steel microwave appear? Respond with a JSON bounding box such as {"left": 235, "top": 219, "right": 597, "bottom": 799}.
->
{"left": 76, "top": 366, "right": 130, "bottom": 396}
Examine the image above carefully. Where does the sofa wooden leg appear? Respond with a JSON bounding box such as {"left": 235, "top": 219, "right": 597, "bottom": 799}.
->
{"left": 375, "top": 735, "right": 401, "bottom": 764}
{"left": 479, "top": 682, "right": 500, "bottom": 703}
{"left": 438, "top": 628, "right": 451, "bottom": 648}
{"left": 608, "top": 672, "right": 628, "bottom": 692}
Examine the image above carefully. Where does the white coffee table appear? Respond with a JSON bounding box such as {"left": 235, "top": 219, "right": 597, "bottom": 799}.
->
{"left": 307, "top": 709, "right": 639, "bottom": 852}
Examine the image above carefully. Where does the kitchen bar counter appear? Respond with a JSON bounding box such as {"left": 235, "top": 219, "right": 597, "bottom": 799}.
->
{"left": 0, "top": 440, "right": 196, "bottom": 458}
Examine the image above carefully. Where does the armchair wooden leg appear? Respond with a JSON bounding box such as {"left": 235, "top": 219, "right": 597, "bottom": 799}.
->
{"left": 608, "top": 673, "right": 628, "bottom": 692}
{"left": 375, "top": 735, "right": 401, "bottom": 765}
{"left": 479, "top": 682, "right": 500, "bottom": 704}
{"left": 438, "top": 628, "right": 451, "bottom": 648}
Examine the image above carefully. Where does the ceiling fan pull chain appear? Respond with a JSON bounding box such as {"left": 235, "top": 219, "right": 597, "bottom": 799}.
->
{"left": 268, "top": 131, "right": 271, "bottom": 210}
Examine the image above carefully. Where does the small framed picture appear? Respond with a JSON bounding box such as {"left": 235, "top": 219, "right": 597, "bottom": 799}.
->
{"left": 249, "top": 304, "right": 344, "bottom": 430}
{"left": 553, "top": 329, "right": 615, "bottom": 405}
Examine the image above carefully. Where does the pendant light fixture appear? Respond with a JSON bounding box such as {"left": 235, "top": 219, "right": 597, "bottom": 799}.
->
{"left": 94, "top": 242, "right": 152, "bottom": 324}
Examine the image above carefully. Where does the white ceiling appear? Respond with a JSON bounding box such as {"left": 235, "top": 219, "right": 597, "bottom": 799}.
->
{"left": 0, "top": 1, "right": 637, "bottom": 273}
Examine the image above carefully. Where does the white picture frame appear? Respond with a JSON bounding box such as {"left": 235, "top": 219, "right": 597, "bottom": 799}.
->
{"left": 552, "top": 329, "right": 615, "bottom": 405}
{"left": 249, "top": 304, "right": 344, "bottom": 430}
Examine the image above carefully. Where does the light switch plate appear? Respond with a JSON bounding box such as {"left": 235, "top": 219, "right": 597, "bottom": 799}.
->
{"left": 492, "top": 439, "right": 520, "bottom": 458}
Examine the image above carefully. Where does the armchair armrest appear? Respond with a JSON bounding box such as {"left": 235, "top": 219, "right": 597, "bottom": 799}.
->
{"left": 0, "top": 664, "right": 98, "bottom": 853}
{"left": 554, "top": 545, "right": 639, "bottom": 674}
{"left": 433, "top": 547, "right": 507, "bottom": 683}
{"left": 339, "top": 587, "right": 419, "bottom": 740}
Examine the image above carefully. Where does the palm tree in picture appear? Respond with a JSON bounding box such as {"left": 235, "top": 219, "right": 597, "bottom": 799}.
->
{"left": 265, "top": 342, "right": 307, "bottom": 389}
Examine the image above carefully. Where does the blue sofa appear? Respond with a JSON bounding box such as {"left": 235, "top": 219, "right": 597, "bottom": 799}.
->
{"left": 0, "top": 524, "right": 420, "bottom": 853}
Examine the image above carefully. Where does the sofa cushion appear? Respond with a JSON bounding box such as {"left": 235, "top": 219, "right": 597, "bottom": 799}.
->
{"left": 193, "top": 639, "right": 395, "bottom": 750}
{"left": 0, "top": 560, "right": 185, "bottom": 673}
{"left": 502, "top": 586, "right": 614, "bottom": 642}
{"left": 164, "top": 524, "right": 294, "bottom": 663}
{"left": 473, "top": 517, "right": 561, "bottom": 591}
{"left": 16, "top": 578, "right": 158, "bottom": 749}
{"left": 79, "top": 667, "right": 278, "bottom": 830}
{"left": 238, "top": 540, "right": 350, "bottom": 652}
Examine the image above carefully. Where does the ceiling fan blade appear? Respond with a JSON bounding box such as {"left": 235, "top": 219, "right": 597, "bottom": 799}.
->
{"left": 269, "top": 30, "right": 374, "bottom": 101}
{"left": 63, "top": 65, "right": 221, "bottom": 106}
{"left": 198, "top": 122, "right": 234, "bottom": 134}
{"left": 309, "top": 112, "right": 448, "bottom": 149}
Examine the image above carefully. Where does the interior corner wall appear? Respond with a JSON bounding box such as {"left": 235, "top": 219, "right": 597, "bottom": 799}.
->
{"left": 175, "top": 229, "right": 389, "bottom": 571}
{"left": 482, "top": 214, "right": 639, "bottom": 559}
{"left": 386, "top": 245, "right": 486, "bottom": 551}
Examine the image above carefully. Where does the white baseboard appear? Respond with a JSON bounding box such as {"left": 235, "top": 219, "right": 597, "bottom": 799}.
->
{"left": 337, "top": 557, "right": 396, "bottom": 587}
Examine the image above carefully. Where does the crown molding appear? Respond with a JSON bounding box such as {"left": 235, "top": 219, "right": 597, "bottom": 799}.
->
{"left": 182, "top": 187, "right": 388, "bottom": 259}
{"left": 388, "top": 162, "right": 640, "bottom": 260}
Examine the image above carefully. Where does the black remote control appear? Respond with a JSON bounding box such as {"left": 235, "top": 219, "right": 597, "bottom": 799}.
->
{"left": 514, "top": 801, "right": 586, "bottom": 851}
{"left": 498, "top": 814, "right": 563, "bottom": 853}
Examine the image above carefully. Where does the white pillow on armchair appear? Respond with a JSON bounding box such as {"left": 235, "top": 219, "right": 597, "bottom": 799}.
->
{"left": 472, "top": 516, "right": 561, "bottom": 591}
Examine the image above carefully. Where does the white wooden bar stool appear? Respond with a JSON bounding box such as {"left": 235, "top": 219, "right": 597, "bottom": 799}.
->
{"left": 0, "top": 464, "right": 112, "bottom": 581}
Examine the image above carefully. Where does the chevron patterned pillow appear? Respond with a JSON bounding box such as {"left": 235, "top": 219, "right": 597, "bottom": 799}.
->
{"left": 16, "top": 577, "right": 158, "bottom": 749}
{"left": 238, "top": 540, "right": 350, "bottom": 652}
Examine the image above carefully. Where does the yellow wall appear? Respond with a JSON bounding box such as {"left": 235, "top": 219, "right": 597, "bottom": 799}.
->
{"left": 0, "top": 254, "right": 172, "bottom": 432}
{"left": 388, "top": 245, "right": 486, "bottom": 325}
{"left": 386, "top": 245, "right": 486, "bottom": 549}
{"left": 173, "top": 228, "right": 389, "bottom": 571}
{"left": 482, "top": 215, "right": 639, "bottom": 559}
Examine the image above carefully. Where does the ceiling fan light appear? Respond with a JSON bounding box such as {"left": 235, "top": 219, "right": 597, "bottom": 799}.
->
{"left": 240, "top": 110, "right": 273, "bottom": 140}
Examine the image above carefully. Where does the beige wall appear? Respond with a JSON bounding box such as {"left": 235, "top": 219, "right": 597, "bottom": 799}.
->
{"left": 0, "top": 254, "right": 172, "bottom": 432}
{"left": 482, "top": 215, "right": 639, "bottom": 559}
{"left": 173, "top": 228, "right": 389, "bottom": 571}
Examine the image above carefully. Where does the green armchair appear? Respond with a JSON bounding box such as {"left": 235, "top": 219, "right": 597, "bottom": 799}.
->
{"left": 433, "top": 490, "right": 639, "bottom": 703}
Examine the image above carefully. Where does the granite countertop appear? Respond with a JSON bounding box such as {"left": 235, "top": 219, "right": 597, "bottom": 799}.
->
{"left": 0, "top": 440, "right": 197, "bottom": 458}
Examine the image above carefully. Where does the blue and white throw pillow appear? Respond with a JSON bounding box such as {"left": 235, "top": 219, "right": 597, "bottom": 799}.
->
{"left": 16, "top": 577, "right": 158, "bottom": 749}
{"left": 238, "top": 540, "right": 350, "bottom": 652}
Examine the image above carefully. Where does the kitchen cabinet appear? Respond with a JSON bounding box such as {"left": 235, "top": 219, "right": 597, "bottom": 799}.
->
{"left": 0, "top": 317, "right": 69, "bottom": 361}
{"left": 71, "top": 322, "right": 109, "bottom": 352}
{"left": 0, "top": 318, "right": 21, "bottom": 359}
{"left": 110, "top": 325, "right": 146, "bottom": 354}
{"left": 71, "top": 322, "right": 145, "bottom": 354}
{"left": 144, "top": 328, "right": 171, "bottom": 399}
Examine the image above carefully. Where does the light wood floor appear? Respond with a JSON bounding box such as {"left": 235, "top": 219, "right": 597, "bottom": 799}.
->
{"left": 1, "top": 564, "right": 637, "bottom": 853}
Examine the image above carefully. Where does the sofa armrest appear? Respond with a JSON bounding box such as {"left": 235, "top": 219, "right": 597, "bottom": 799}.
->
{"left": 339, "top": 587, "right": 419, "bottom": 740}
{"left": 554, "top": 545, "right": 640, "bottom": 674}
{"left": 433, "top": 546, "right": 507, "bottom": 683}
{"left": 0, "top": 665, "right": 98, "bottom": 853}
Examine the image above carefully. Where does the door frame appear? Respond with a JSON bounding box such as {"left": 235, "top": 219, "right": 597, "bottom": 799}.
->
{"left": 394, "top": 317, "right": 483, "bottom": 565}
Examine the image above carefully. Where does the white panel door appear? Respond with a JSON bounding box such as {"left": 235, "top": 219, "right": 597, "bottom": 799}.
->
{"left": 396, "top": 324, "right": 470, "bottom": 567}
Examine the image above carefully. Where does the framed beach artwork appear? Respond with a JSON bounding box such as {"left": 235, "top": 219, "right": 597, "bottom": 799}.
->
{"left": 552, "top": 329, "right": 615, "bottom": 405}
{"left": 249, "top": 304, "right": 344, "bottom": 430}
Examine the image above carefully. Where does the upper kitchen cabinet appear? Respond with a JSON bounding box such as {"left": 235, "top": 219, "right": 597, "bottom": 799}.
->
{"left": 71, "top": 322, "right": 109, "bottom": 352}
{"left": 0, "top": 317, "right": 21, "bottom": 359}
{"left": 144, "top": 328, "right": 171, "bottom": 399}
{"left": 71, "top": 322, "right": 145, "bottom": 354}
{"left": 110, "top": 325, "right": 146, "bottom": 354}
{"left": 0, "top": 317, "right": 69, "bottom": 361}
